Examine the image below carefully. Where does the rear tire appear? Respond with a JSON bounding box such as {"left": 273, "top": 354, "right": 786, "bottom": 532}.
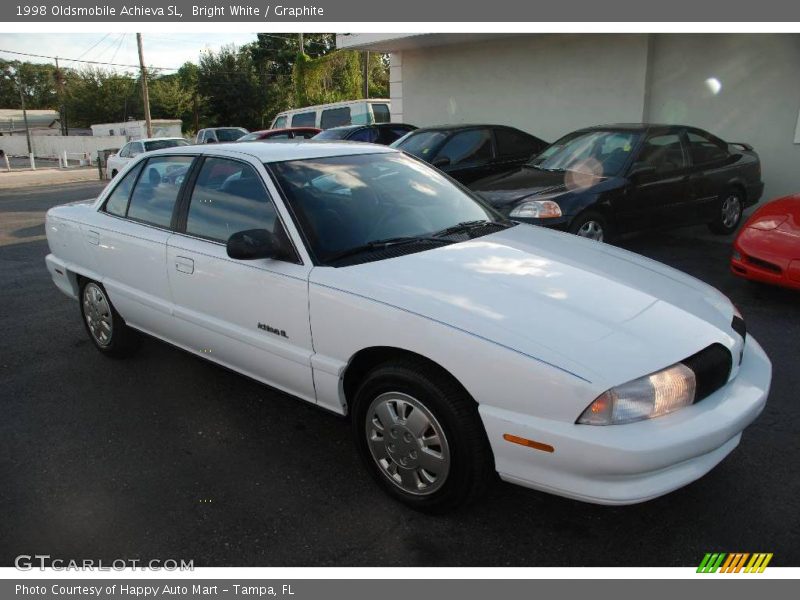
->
{"left": 351, "top": 358, "right": 494, "bottom": 513}
{"left": 79, "top": 279, "right": 139, "bottom": 358}
{"left": 568, "top": 210, "right": 610, "bottom": 242}
{"left": 708, "top": 188, "right": 744, "bottom": 235}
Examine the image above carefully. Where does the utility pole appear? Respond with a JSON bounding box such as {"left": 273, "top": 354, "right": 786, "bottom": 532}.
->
{"left": 16, "top": 73, "right": 32, "bottom": 155}
{"left": 54, "top": 57, "right": 67, "bottom": 136}
{"left": 362, "top": 51, "right": 370, "bottom": 99}
{"left": 298, "top": 33, "right": 304, "bottom": 53}
{"left": 136, "top": 33, "right": 153, "bottom": 138}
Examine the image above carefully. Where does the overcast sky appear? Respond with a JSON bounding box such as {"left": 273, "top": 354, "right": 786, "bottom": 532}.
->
{"left": 0, "top": 33, "right": 259, "bottom": 73}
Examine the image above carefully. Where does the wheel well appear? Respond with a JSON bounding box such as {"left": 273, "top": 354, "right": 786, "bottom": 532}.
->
{"left": 731, "top": 182, "right": 747, "bottom": 202}
{"left": 342, "top": 346, "right": 469, "bottom": 407}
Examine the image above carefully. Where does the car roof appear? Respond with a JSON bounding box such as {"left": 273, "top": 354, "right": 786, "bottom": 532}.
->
{"left": 148, "top": 140, "right": 397, "bottom": 162}
{"left": 136, "top": 137, "right": 186, "bottom": 143}
{"left": 581, "top": 123, "right": 691, "bottom": 132}
{"left": 249, "top": 127, "right": 321, "bottom": 135}
{"left": 324, "top": 123, "right": 414, "bottom": 132}
{"left": 409, "top": 124, "right": 519, "bottom": 133}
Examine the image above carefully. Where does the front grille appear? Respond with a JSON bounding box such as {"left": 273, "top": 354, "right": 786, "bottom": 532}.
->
{"left": 731, "top": 315, "right": 746, "bottom": 365}
{"left": 746, "top": 255, "right": 782, "bottom": 274}
{"left": 682, "top": 343, "right": 733, "bottom": 404}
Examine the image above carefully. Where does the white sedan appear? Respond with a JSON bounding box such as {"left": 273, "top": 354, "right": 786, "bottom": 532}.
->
{"left": 44, "top": 142, "right": 771, "bottom": 512}
{"left": 105, "top": 137, "right": 190, "bottom": 178}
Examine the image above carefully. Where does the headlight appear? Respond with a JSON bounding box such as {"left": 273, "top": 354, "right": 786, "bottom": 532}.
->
{"left": 509, "top": 200, "right": 562, "bottom": 219}
{"left": 577, "top": 363, "right": 696, "bottom": 425}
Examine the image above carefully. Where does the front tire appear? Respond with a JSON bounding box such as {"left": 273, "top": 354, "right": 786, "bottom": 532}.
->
{"left": 568, "top": 210, "right": 610, "bottom": 242}
{"left": 79, "top": 279, "right": 139, "bottom": 358}
{"left": 708, "top": 188, "right": 744, "bottom": 234}
{"left": 351, "top": 358, "right": 494, "bottom": 513}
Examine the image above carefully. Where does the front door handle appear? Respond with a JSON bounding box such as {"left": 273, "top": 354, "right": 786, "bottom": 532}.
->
{"left": 175, "top": 256, "right": 194, "bottom": 274}
{"left": 85, "top": 230, "right": 100, "bottom": 245}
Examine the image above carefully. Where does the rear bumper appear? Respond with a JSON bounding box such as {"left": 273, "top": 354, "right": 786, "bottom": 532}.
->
{"left": 479, "top": 336, "right": 771, "bottom": 505}
{"left": 45, "top": 253, "right": 79, "bottom": 299}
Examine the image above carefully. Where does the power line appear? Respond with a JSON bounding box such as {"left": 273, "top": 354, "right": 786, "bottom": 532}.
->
{"left": 0, "top": 48, "right": 179, "bottom": 71}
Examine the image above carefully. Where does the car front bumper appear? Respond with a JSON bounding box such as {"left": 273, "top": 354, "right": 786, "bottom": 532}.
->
{"left": 731, "top": 235, "right": 800, "bottom": 291}
{"left": 479, "top": 335, "right": 771, "bottom": 505}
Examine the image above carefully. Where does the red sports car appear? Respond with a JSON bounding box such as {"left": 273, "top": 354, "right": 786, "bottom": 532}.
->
{"left": 238, "top": 127, "right": 321, "bottom": 141}
{"left": 731, "top": 194, "right": 800, "bottom": 290}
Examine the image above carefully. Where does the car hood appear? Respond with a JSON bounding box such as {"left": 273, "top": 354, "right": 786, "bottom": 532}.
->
{"left": 311, "top": 225, "right": 737, "bottom": 387}
{"left": 471, "top": 167, "right": 569, "bottom": 208}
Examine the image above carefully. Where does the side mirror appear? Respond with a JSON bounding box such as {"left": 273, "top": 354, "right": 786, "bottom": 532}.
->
{"left": 226, "top": 229, "right": 276, "bottom": 260}
{"left": 628, "top": 164, "right": 657, "bottom": 181}
{"left": 432, "top": 156, "right": 451, "bottom": 168}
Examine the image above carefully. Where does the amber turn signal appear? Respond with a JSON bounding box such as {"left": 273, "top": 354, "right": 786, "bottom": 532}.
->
{"left": 503, "top": 433, "right": 554, "bottom": 453}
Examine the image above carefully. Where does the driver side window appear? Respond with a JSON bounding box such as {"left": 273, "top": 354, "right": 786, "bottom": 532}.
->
{"left": 185, "top": 158, "right": 292, "bottom": 259}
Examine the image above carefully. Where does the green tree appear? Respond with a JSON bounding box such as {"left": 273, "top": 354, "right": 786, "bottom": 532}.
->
{"left": 197, "top": 44, "right": 268, "bottom": 130}
{"left": 0, "top": 59, "right": 58, "bottom": 109}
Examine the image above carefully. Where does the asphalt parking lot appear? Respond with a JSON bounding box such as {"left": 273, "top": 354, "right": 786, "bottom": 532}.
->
{"left": 1, "top": 181, "right": 798, "bottom": 567}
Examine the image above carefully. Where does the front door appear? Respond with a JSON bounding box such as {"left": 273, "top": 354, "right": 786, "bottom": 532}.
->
{"left": 165, "top": 155, "right": 316, "bottom": 403}
{"left": 617, "top": 131, "right": 690, "bottom": 232}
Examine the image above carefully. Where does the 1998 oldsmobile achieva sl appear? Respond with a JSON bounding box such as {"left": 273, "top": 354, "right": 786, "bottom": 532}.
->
{"left": 45, "top": 142, "right": 771, "bottom": 512}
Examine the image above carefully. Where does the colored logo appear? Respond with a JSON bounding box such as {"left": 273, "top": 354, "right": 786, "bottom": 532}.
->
{"left": 697, "top": 553, "right": 773, "bottom": 573}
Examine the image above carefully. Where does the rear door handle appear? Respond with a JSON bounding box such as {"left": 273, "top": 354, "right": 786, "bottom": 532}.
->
{"left": 174, "top": 256, "right": 194, "bottom": 274}
{"left": 85, "top": 230, "right": 100, "bottom": 245}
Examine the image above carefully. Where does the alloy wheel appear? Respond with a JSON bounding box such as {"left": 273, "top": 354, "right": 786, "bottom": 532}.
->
{"left": 722, "top": 194, "right": 742, "bottom": 229}
{"left": 577, "top": 220, "right": 604, "bottom": 241}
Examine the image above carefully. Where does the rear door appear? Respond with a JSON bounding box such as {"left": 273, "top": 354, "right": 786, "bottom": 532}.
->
{"left": 165, "top": 154, "right": 316, "bottom": 403}
{"left": 432, "top": 128, "right": 495, "bottom": 184}
{"left": 92, "top": 154, "right": 196, "bottom": 333}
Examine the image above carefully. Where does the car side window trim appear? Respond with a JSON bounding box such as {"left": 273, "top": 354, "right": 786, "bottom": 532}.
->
{"left": 99, "top": 154, "right": 200, "bottom": 233}
{"left": 99, "top": 158, "right": 147, "bottom": 216}
{"left": 173, "top": 154, "right": 303, "bottom": 265}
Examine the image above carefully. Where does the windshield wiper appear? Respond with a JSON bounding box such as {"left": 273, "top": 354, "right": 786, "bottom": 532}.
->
{"left": 524, "top": 164, "right": 565, "bottom": 172}
{"left": 323, "top": 236, "right": 451, "bottom": 264}
{"left": 432, "top": 220, "right": 509, "bottom": 238}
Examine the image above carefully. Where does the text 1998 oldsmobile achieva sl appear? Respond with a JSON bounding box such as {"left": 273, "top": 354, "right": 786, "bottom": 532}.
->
{"left": 45, "top": 142, "right": 771, "bottom": 512}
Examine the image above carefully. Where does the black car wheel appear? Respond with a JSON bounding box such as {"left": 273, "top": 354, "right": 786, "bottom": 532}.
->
{"left": 351, "top": 357, "right": 494, "bottom": 513}
{"left": 568, "top": 211, "right": 610, "bottom": 242}
{"left": 708, "top": 189, "right": 744, "bottom": 235}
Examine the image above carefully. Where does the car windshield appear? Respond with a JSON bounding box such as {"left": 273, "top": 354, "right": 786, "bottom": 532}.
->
{"left": 216, "top": 128, "right": 247, "bottom": 142}
{"left": 392, "top": 130, "right": 448, "bottom": 159}
{"left": 528, "top": 130, "right": 641, "bottom": 176}
{"left": 143, "top": 139, "right": 189, "bottom": 151}
{"left": 313, "top": 128, "right": 352, "bottom": 140}
{"left": 269, "top": 152, "right": 505, "bottom": 265}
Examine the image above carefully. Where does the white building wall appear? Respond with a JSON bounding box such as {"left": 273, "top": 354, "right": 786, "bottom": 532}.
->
{"left": 646, "top": 34, "right": 800, "bottom": 199}
{"left": 0, "top": 135, "right": 127, "bottom": 158}
{"left": 396, "top": 34, "right": 650, "bottom": 142}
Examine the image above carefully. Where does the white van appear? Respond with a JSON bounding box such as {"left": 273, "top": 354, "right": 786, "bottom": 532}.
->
{"left": 270, "top": 99, "right": 391, "bottom": 130}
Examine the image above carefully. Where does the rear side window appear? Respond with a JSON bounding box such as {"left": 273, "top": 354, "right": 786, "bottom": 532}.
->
{"left": 127, "top": 156, "right": 194, "bottom": 228}
{"left": 495, "top": 128, "right": 542, "bottom": 158}
{"left": 436, "top": 129, "right": 493, "bottom": 165}
{"left": 103, "top": 161, "right": 143, "bottom": 217}
{"left": 321, "top": 107, "right": 351, "bottom": 129}
{"left": 273, "top": 116, "right": 287, "bottom": 129}
{"left": 185, "top": 158, "right": 279, "bottom": 243}
{"left": 687, "top": 131, "right": 728, "bottom": 165}
{"left": 377, "top": 126, "right": 412, "bottom": 145}
{"left": 371, "top": 103, "right": 390, "bottom": 123}
{"left": 292, "top": 111, "right": 317, "bottom": 127}
{"left": 348, "top": 128, "right": 378, "bottom": 143}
